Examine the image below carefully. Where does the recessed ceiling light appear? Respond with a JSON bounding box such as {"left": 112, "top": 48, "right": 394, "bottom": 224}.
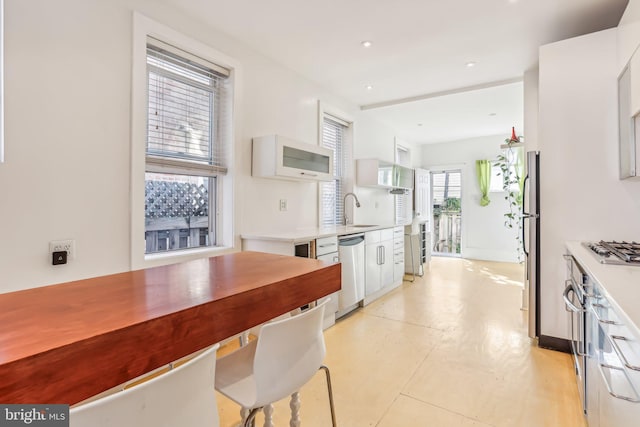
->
{"left": 361, "top": 41, "right": 373, "bottom": 48}
{"left": 365, "top": 85, "right": 373, "bottom": 90}
{"left": 466, "top": 61, "right": 476, "bottom": 68}
{"left": 489, "top": 112, "right": 497, "bottom": 116}
{"left": 417, "top": 123, "right": 423, "bottom": 127}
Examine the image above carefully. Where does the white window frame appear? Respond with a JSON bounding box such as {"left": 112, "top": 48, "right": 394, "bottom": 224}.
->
{"left": 131, "top": 13, "right": 239, "bottom": 270}
{"left": 317, "top": 101, "right": 354, "bottom": 227}
{"left": 394, "top": 138, "right": 411, "bottom": 167}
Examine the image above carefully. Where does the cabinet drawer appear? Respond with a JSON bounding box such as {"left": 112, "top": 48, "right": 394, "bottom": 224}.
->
{"left": 380, "top": 228, "right": 394, "bottom": 241}
{"left": 365, "top": 230, "right": 381, "bottom": 244}
{"left": 316, "top": 236, "right": 338, "bottom": 256}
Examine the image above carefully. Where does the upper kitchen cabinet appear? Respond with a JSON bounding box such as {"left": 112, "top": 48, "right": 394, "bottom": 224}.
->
{"left": 618, "top": 60, "right": 640, "bottom": 180}
{"left": 252, "top": 135, "right": 334, "bottom": 181}
{"left": 356, "top": 159, "right": 414, "bottom": 189}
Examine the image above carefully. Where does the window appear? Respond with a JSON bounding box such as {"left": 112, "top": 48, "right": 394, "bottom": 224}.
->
{"left": 395, "top": 143, "right": 410, "bottom": 167}
{"left": 490, "top": 147, "right": 523, "bottom": 193}
{"left": 144, "top": 38, "right": 230, "bottom": 254}
{"left": 320, "top": 114, "right": 352, "bottom": 226}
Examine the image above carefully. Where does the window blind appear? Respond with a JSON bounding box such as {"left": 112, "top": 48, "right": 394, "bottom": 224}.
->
{"left": 321, "top": 116, "right": 350, "bottom": 226}
{"left": 146, "top": 41, "right": 229, "bottom": 175}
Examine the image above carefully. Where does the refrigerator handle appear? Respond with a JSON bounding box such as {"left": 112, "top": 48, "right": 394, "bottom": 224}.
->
{"left": 522, "top": 175, "right": 529, "bottom": 257}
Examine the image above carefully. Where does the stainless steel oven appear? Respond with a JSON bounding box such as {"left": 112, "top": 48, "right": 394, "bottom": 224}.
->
{"left": 563, "top": 254, "right": 589, "bottom": 414}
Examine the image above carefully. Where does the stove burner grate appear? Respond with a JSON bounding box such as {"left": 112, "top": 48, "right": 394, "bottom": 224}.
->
{"left": 597, "top": 241, "right": 640, "bottom": 264}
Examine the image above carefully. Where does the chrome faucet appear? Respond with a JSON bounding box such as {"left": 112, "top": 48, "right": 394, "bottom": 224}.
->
{"left": 343, "top": 192, "right": 361, "bottom": 225}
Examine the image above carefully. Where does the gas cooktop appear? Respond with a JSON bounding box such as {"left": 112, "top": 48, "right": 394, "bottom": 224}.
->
{"left": 584, "top": 241, "right": 640, "bottom": 266}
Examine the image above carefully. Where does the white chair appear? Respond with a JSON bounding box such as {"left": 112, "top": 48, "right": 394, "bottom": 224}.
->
{"left": 215, "top": 300, "right": 337, "bottom": 427}
{"left": 70, "top": 343, "right": 220, "bottom": 427}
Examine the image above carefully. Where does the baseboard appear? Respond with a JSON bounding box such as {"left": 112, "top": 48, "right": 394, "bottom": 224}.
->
{"left": 538, "top": 335, "right": 571, "bottom": 354}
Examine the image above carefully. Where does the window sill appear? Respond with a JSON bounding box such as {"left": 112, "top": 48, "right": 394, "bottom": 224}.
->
{"left": 143, "top": 245, "right": 236, "bottom": 269}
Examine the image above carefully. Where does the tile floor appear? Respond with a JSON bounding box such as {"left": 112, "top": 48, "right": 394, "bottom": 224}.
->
{"left": 216, "top": 257, "right": 587, "bottom": 427}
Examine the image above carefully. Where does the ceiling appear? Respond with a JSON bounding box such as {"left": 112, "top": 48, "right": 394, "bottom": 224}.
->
{"left": 161, "top": 0, "right": 628, "bottom": 144}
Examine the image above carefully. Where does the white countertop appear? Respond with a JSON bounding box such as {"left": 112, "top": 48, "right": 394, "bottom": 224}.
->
{"left": 566, "top": 241, "right": 640, "bottom": 334}
{"left": 241, "top": 224, "right": 400, "bottom": 243}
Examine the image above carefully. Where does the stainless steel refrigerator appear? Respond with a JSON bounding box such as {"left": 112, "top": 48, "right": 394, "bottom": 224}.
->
{"left": 523, "top": 151, "right": 540, "bottom": 339}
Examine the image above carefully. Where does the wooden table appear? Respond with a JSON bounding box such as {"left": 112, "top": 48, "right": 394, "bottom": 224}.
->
{"left": 0, "top": 251, "right": 341, "bottom": 404}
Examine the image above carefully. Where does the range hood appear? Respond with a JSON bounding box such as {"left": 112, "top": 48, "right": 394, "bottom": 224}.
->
{"left": 356, "top": 159, "right": 414, "bottom": 190}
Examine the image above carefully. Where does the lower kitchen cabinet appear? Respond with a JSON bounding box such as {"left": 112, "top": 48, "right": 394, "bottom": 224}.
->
{"left": 365, "top": 229, "right": 393, "bottom": 296}
{"left": 393, "top": 226, "right": 405, "bottom": 282}
{"left": 363, "top": 226, "right": 403, "bottom": 305}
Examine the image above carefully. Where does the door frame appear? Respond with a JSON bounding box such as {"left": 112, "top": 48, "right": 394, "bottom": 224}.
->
{"left": 429, "top": 166, "right": 464, "bottom": 258}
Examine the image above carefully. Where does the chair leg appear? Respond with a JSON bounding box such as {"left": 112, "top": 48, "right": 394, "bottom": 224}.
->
{"left": 263, "top": 404, "right": 274, "bottom": 427}
{"left": 320, "top": 365, "right": 337, "bottom": 427}
{"left": 243, "top": 407, "right": 260, "bottom": 427}
{"left": 289, "top": 392, "right": 301, "bottom": 427}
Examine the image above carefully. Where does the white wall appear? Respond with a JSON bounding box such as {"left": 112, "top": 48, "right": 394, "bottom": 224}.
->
{"left": 618, "top": 0, "right": 640, "bottom": 72}
{"left": 0, "top": 0, "right": 398, "bottom": 293}
{"left": 538, "top": 28, "right": 640, "bottom": 340}
{"left": 351, "top": 112, "right": 403, "bottom": 226}
{"left": 420, "top": 135, "right": 521, "bottom": 263}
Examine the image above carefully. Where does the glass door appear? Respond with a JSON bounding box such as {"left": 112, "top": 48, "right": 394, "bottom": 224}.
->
{"left": 431, "top": 170, "right": 462, "bottom": 257}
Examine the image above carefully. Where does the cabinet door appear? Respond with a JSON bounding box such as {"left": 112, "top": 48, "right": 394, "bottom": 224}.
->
{"left": 629, "top": 51, "right": 640, "bottom": 118}
{"left": 619, "top": 65, "right": 637, "bottom": 179}
{"left": 380, "top": 239, "right": 394, "bottom": 288}
{"left": 365, "top": 243, "right": 381, "bottom": 296}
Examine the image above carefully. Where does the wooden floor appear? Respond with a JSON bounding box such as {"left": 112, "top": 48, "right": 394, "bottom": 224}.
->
{"left": 216, "top": 257, "right": 587, "bottom": 427}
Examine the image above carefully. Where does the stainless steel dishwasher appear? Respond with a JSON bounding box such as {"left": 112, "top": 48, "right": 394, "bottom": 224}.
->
{"left": 337, "top": 233, "right": 365, "bottom": 318}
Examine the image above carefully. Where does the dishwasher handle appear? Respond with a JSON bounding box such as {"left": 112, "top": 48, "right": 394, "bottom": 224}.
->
{"left": 339, "top": 235, "right": 365, "bottom": 246}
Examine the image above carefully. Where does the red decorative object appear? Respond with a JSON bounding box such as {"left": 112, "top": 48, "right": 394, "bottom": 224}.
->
{"left": 510, "top": 127, "right": 519, "bottom": 143}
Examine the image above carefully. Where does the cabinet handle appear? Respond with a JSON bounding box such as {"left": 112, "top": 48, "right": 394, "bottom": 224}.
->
{"left": 610, "top": 335, "right": 640, "bottom": 371}
{"left": 377, "top": 246, "right": 382, "bottom": 265}
{"left": 381, "top": 246, "right": 386, "bottom": 264}
{"left": 300, "top": 172, "right": 318, "bottom": 177}
{"left": 318, "top": 243, "right": 336, "bottom": 248}
{"left": 598, "top": 363, "right": 640, "bottom": 402}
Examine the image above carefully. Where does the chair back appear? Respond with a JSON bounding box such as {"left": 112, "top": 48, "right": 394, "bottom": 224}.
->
{"left": 252, "top": 300, "right": 328, "bottom": 408}
{"left": 70, "top": 344, "right": 220, "bottom": 427}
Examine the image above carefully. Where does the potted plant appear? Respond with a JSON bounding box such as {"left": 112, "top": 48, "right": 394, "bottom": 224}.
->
{"left": 496, "top": 127, "right": 524, "bottom": 261}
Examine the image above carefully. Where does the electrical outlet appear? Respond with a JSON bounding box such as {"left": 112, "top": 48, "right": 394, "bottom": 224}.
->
{"left": 279, "top": 199, "right": 287, "bottom": 211}
{"left": 50, "top": 239, "right": 75, "bottom": 260}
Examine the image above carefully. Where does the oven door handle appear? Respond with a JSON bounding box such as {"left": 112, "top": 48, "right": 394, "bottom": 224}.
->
{"left": 610, "top": 335, "right": 640, "bottom": 371}
{"left": 563, "top": 281, "right": 585, "bottom": 313}
{"left": 599, "top": 363, "right": 640, "bottom": 403}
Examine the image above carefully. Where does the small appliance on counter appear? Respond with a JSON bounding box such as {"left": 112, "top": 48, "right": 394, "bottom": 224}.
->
{"left": 583, "top": 241, "right": 640, "bottom": 266}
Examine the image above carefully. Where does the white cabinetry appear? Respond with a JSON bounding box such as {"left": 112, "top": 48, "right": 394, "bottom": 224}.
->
{"left": 356, "top": 159, "right": 414, "bottom": 189}
{"left": 363, "top": 227, "right": 403, "bottom": 305}
{"left": 315, "top": 235, "right": 340, "bottom": 329}
{"left": 365, "top": 229, "right": 393, "bottom": 296}
{"left": 252, "top": 135, "right": 334, "bottom": 181}
{"left": 392, "top": 226, "right": 405, "bottom": 283}
{"left": 619, "top": 62, "right": 640, "bottom": 180}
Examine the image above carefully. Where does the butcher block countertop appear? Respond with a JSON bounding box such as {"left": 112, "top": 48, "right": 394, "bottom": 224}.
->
{"left": 0, "top": 251, "right": 341, "bottom": 404}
